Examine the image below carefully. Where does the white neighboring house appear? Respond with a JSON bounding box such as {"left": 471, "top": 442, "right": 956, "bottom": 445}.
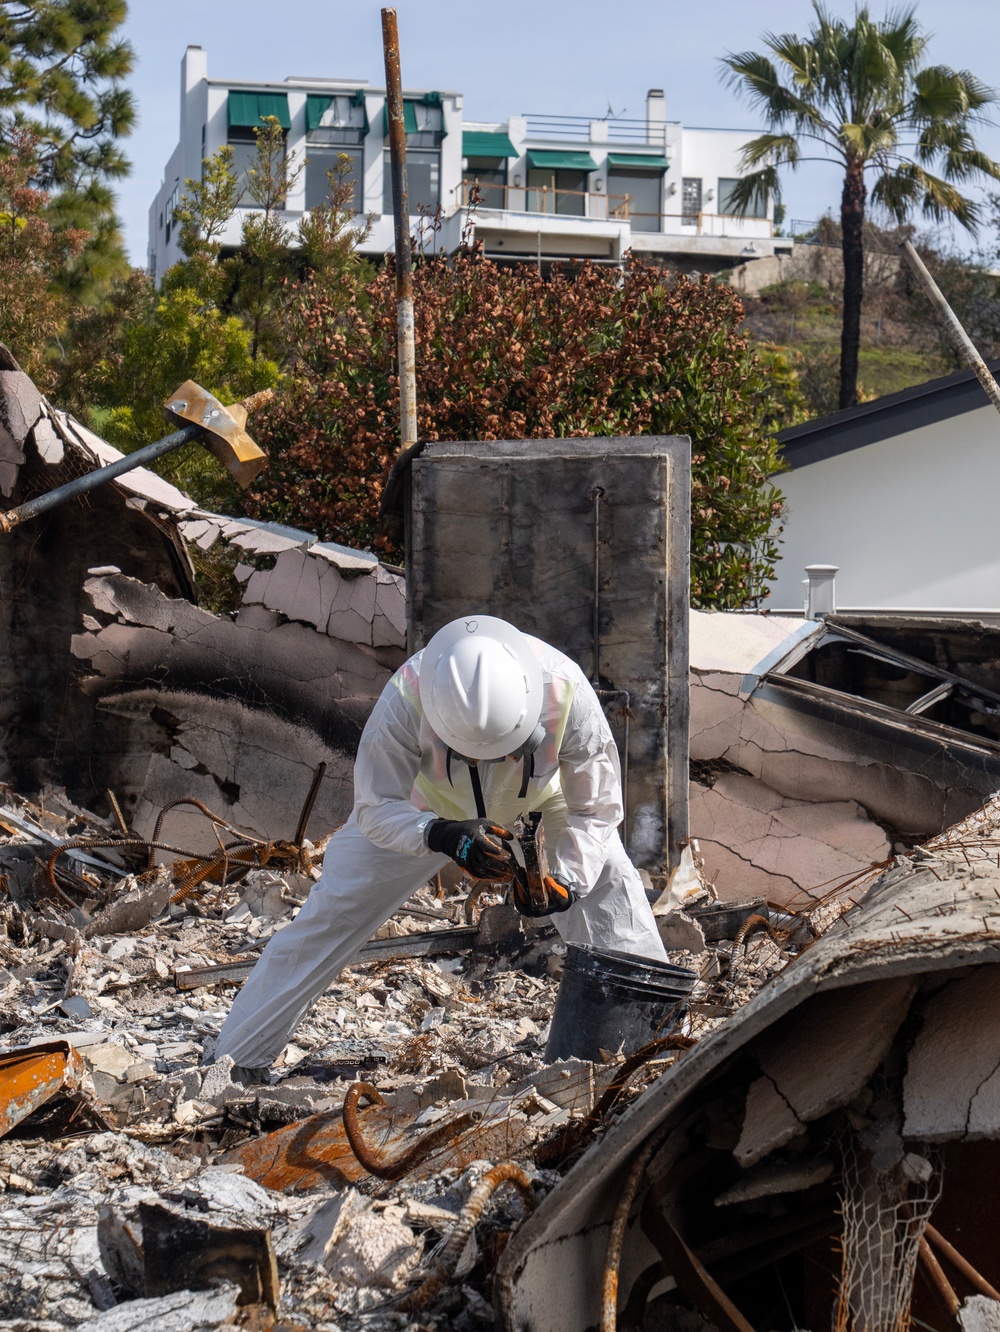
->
{"left": 148, "top": 45, "right": 789, "bottom": 282}
{"left": 770, "top": 360, "right": 1000, "bottom": 612}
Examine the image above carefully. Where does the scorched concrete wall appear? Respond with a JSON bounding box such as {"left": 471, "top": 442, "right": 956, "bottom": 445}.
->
{"left": 408, "top": 437, "right": 690, "bottom": 872}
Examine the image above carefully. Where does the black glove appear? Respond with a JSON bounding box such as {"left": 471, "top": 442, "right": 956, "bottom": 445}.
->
{"left": 426, "top": 818, "right": 514, "bottom": 880}
{"left": 512, "top": 872, "right": 579, "bottom": 918}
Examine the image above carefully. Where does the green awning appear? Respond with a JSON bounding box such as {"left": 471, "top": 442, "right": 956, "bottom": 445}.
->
{"left": 463, "top": 130, "right": 517, "bottom": 158}
{"left": 606, "top": 153, "right": 670, "bottom": 171}
{"left": 526, "top": 149, "right": 597, "bottom": 172}
{"left": 305, "top": 94, "right": 332, "bottom": 132}
{"left": 227, "top": 91, "right": 291, "bottom": 130}
{"left": 306, "top": 92, "right": 369, "bottom": 135}
{"left": 382, "top": 99, "right": 420, "bottom": 136}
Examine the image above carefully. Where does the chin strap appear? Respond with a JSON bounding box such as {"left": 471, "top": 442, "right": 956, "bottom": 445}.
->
{"left": 445, "top": 722, "right": 544, "bottom": 815}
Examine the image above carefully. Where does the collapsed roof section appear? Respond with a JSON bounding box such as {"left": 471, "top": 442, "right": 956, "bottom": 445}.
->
{"left": 0, "top": 352, "right": 403, "bottom": 850}
{"left": 499, "top": 796, "right": 1000, "bottom": 1331}
{"left": 689, "top": 609, "right": 1000, "bottom": 907}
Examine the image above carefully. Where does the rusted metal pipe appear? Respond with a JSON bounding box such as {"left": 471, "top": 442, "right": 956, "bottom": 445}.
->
{"left": 397, "top": 1161, "right": 535, "bottom": 1312}
{"left": 920, "top": 1236, "right": 961, "bottom": 1317}
{"left": 342, "top": 1081, "right": 481, "bottom": 1182}
{"left": 381, "top": 8, "right": 418, "bottom": 453}
{"left": 900, "top": 239, "right": 1000, "bottom": 417}
{"left": 926, "top": 1223, "right": 1000, "bottom": 1303}
{"left": 293, "top": 761, "right": 327, "bottom": 846}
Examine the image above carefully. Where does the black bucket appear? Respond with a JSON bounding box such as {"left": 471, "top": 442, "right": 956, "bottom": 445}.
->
{"left": 544, "top": 943, "right": 697, "bottom": 1064}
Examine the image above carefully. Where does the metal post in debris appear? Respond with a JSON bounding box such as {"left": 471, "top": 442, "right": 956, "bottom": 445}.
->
{"left": 900, "top": 238, "right": 1000, "bottom": 417}
{"left": 381, "top": 8, "right": 418, "bottom": 452}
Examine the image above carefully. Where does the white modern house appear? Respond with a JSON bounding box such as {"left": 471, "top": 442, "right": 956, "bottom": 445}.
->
{"left": 148, "top": 46, "right": 789, "bottom": 281}
{"left": 770, "top": 361, "right": 1000, "bottom": 612}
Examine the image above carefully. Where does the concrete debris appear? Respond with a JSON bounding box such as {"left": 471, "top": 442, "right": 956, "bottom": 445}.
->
{"left": 500, "top": 794, "right": 1000, "bottom": 1332}
{"left": 689, "top": 609, "right": 1000, "bottom": 906}
{"left": 0, "top": 780, "right": 790, "bottom": 1330}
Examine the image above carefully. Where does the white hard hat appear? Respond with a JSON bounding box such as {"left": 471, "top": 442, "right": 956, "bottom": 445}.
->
{"left": 419, "top": 616, "right": 543, "bottom": 760}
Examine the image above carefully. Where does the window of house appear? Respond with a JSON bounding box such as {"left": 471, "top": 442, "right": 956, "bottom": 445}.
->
{"left": 228, "top": 125, "right": 262, "bottom": 201}
{"left": 526, "top": 168, "right": 587, "bottom": 217}
{"left": 383, "top": 148, "right": 440, "bottom": 215}
{"left": 463, "top": 156, "right": 507, "bottom": 209}
{"left": 164, "top": 185, "right": 180, "bottom": 244}
{"left": 718, "top": 176, "right": 767, "bottom": 219}
{"left": 607, "top": 169, "right": 662, "bottom": 232}
{"left": 681, "top": 177, "right": 702, "bottom": 224}
{"left": 306, "top": 146, "right": 362, "bottom": 211}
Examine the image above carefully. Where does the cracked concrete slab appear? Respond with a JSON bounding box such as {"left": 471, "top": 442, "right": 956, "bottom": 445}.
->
{"left": 904, "top": 967, "right": 1000, "bottom": 1140}
{"left": 735, "top": 978, "right": 915, "bottom": 1165}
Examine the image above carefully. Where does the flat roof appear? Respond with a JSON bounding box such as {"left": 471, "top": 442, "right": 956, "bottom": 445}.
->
{"left": 777, "top": 358, "right": 1000, "bottom": 469}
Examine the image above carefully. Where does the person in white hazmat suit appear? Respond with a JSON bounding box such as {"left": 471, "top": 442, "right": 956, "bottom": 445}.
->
{"left": 214, "top": 614, "right": 666, "bottom": 1081}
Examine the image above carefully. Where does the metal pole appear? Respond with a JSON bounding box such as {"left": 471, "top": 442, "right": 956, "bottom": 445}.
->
{"left": 900, "top": 238, "right": 1000, "bottom": 417}
{"left": 0, "top": 423, "right": 199, "bottom": 534}
{"left": 381, "top": 8, "right": 418, "bottom": 451}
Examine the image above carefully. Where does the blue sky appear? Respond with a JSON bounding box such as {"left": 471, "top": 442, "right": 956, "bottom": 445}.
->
{"left": 118, "top": 0, "right": 1000, "bottom": 265}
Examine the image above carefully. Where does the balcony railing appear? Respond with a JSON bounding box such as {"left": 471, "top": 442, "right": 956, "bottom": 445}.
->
{"left": 522, "top": 113, "right": 675, "bottom": 146}
{"left": 461, "top": 181, "right": 628, "bottom": 218}
{"left": 460, "top": 183, "right": 774, "bottom": 236}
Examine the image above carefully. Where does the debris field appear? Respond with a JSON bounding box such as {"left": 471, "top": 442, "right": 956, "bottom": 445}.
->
{"left": 0, "top": 788, "right": 799, "bottom": 1331}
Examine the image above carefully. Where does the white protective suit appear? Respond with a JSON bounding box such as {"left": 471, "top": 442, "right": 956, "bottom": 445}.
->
{"left": 215, "top": 635, "right": 666, "bottom": 1069}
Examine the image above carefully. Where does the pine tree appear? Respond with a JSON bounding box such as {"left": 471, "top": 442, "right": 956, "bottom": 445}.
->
{"left": 0, "top": 1, "right": 136, "bottom": 300}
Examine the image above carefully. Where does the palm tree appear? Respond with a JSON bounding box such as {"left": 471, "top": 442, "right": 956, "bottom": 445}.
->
{"left": 723, "top": 4, "right": 1000, "bottom": 409}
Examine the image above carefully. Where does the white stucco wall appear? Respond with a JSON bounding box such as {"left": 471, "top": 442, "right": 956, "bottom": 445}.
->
{"left": 768, "top": 402, "right": 1000, "bottom": 610}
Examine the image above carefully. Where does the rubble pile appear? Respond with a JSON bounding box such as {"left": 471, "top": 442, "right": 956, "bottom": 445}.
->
{"left": 0, "top": 790, "right": 800, "bottom": 1330}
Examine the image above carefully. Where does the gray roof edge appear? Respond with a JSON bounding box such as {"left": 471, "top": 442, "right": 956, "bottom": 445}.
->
{"left": 777, "top": 358, "right": 1000, "bottom": 470}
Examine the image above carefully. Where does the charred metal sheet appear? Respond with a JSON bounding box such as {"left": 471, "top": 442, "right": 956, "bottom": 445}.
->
{"left": 0, "top": 1040, "right": 84, "bottom": 1138}
{"left": 175, "top": 926, "right": 480, "bottom": 990}
{"left": 140, "top": 1200, "right": 280, "bottom": 1309}
{"left": 224, "top": 1098, "right": 537, "bottom": 1195}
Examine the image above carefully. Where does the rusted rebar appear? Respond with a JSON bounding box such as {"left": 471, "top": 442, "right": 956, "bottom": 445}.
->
{"left": 926, "top": 1223, "right": 1000, "bottom": 1303}
{"left": 535, "top": 1033, "right": 694, "bottom": 1167}
{"left": 148, "top": 797, "right": 269, "bottom": 870}
{"left": 396, "top": 1161, "right": 535, "bottom": 1312}
{"left": 602, "top": 1129, "right": 671, "bottom": 1332}
{"left": 342, "top": 1081, "right": 480, "bottom": 1182}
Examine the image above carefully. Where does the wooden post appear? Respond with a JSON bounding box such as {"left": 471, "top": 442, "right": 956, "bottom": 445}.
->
{"left": 380, "top": 9, "right": 418, "bottom": 452}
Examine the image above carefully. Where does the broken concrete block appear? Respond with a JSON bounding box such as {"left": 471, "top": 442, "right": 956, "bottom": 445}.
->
{"left": 294, "top": 1188, "right": 367, "bottom": 1266}
{"left": 200, "top": 1055, "right": 235, "bottom": 1104}
{"left": 754, "top": 978, "right": 915, "bottom": 1124}
{"left": 84, "top": 868, "right": 172, "bottom": 938}
{"left": 715, "top": 1157, "right": 833, "bottom": 1206}
{"left": 324, "top": 1204, "right": 422, "bottom": 1289}
{"left": 32, "top": 415, "right": 64, "bottom": 465}
{"left": 75, "top": 1281, "right": 241, "bottom": 1331}
{"left": 656, "top": 910, "right": 707, "bottom": 954}
{"left": 734, "top": 1075, "right": 803, "bottom": 1167}
{"left": 960, "top": 1296, "right": 1000, "bottom": 1332}
{"left": 904, "top": 966, "right": 1000, "bottom": 1139}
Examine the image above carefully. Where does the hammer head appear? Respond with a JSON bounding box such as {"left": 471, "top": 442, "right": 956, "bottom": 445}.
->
{"left": 162, "top": 381, "right": 269, "bottom": 488}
